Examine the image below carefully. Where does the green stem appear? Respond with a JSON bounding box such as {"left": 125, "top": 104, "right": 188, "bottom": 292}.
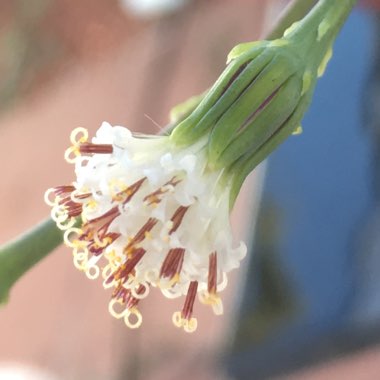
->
{"left": 0, "top": 218, "right": 63, "bottom": 304}
{"left": 287, "top": 0, "right": 357, "bottom": 46}
{"left": 267, "top": 0, "right": 318, "bottom": 39}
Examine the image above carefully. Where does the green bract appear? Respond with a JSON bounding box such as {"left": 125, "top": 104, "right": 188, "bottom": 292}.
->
{"left": 170, "top": 0, "right": 356, "bottom": 205}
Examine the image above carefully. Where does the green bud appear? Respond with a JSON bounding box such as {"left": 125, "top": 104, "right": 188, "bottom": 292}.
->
{"left": 169, "top": 92, "right": 206, "bottom": 125}
{"left": 170, "top": 41, "right": 271, "bottom": 145}
{"left": 208, "top": 44, "right": 302, "bottom": 169}
{"left": 169, "top": 0, "right": 356, "bottom": 206}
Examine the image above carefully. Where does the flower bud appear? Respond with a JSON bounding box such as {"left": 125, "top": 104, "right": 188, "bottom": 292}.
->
{"left": 171, "top": 0, "right": 356, "bottom": 204}
{"left": 208, "top": 42, "right": 305, "bottom": 169}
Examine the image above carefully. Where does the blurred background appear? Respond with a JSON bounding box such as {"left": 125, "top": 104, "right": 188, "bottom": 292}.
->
{"left": 1, "top": 0, "right": 380, "bottom": 379}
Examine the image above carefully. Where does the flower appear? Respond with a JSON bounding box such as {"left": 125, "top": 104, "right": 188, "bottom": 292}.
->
{"left": 44, "top": 1, "right": 355, "bottom": 333}
{"left": 45, "top": 121, "right": 246, "bottom": 332}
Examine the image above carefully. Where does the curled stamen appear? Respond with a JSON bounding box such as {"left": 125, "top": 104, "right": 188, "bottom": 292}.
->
{"left": 109, "top": 299, "right": 128, "bottom": 319}
{"left": 90, "top": 232, "right": 120, "bottom": 256}
{"left": 131, "top": 283, "right": 150, "bottom": 300}
{"left": 173, "top": 281, "right": 198, "bottom": 333}
{"left": 111, "top": 283, "right": 142, "bottom": 317}
{"left": 73, "top": 247, "right": 89, "bottom": 271}
{"left": 59, "top": 197, "right": 83, "bottom": 217}
{"left": 44, "top": 186, "right": 76, "bottom": 206}
{"left": 85, "top": 264, "right": 100, "bottom": 280}
{"left": 124, "top": 308, "right": 143, "bottom": 329}
{"left": 64, "top": 146, "right": 80, "bottom": 163}
{"left": 63, "top": 228, "right": 84, "bottom": 248}
{"left": 70, "top": 127, "right": 88, "bottom": 145}
{"left": 56, "top": 216, "right": 76, "bottom": 231}
{"left": 65, "top": 128, "right": 90, "bottom": 163}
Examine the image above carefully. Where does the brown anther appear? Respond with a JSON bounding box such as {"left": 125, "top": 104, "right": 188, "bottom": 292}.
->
{"left": 124, "top": 218, "right": 158, "bottom": 251}
{"left": 127, "top": 284, "right": 147, "bottom": 308}
{"left": 79, "top": 143, "right": 113, "bottom": 154}
{"left": 59, "top": 197, "right": 83, "bottom": 217}
{"left": 73, "top": 192, "right": 92, "bottom": 200}
{"left": 112, "top": 248, "right": 146, "bottom": 283}
{"left": 169, "top": 206, "right": 189, "bottom": 235}
{"left": 77, "top": 207, "right": 121, "bottom": 252}
{"left": 181, "top": 281, "right": 198, "bottom": 320}
{"left": 112, "top": 283, "right": 146, "bottom": 310}
{"left": 160, "top": 248, "right": 185, "bottom": 280}
{"left": 115, "top": 178, "right": 146, "bottom": 204}
{"left": 112, "top": 284, "right": 129, "bottom": 302}
{"left": 87, "top": 206, "right": 120, "bottom": 225}
{"left": 143, "top": 176, "right": 181, "bottom": 205}
{"left": 208, "top": 252, "right": 218, "bottom": 295}
{"left": 52, "top": 185, "right": 76, "bottom": 196}
{"left": 88, "top": 232, "right": 120, "bottom": 256}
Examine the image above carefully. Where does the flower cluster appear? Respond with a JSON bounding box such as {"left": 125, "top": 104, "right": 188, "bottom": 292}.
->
{"left": 45, "top": 122, "right": 246, "bottom": 332}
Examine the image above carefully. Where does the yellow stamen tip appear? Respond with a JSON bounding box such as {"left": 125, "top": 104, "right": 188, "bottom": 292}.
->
{"left": 109, "top": 299, "right": 126, "bottom": 319}
{"left": 124, "top": 308, "right": 143, "bottom": 329}
{"left": 70, "top": 127, "right": 89, "bottom": 145}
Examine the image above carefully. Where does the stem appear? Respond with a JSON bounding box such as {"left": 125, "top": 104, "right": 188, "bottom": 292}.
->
{"left": 267, "top": 0, "right": 318, "bottom": 39}
{"left": 287, "top": 0, "right": 357, "bottom": 44}
{"left": 0, "top": 218, "right": 63, "bottom": 304}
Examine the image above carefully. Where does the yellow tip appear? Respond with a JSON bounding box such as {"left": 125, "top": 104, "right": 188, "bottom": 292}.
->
{"left": 44, "top": 188, "right": 58, "bottom": 207}
{"left": 124, "top": 308, "right": 143, "bottom": 329}
{"left": 184, "top": 318, "right": 197, "bottom": 333}
{"left": 85, "top": 264, "right": 100, "bottom": 280}
{"left": 63, "top": 228, "right": 84, "bottom": 248}
{"left": 70, "top": 127, "right": 88, "bottom": 145}
{"left": 109, "top": 299, "right": 127, "bottom": 319}
{"left": 172, "top": 311, "right": 183, "bottom": 328}
{"left": 64, "top": 146, "right": 80, "bottom": 164}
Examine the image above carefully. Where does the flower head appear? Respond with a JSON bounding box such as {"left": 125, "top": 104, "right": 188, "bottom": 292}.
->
{"left": 44, "top": 0, "right": 355, "bottom": 333}
{"left": 45, "top": 122, "right": 246, "bottom": 332}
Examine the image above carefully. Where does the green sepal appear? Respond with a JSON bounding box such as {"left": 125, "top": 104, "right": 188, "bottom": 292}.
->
{"left": 169, "top": 92, "right": 206, "bottom": 125}
{"left": 228, "top": 92, "right": 313, "bottom": 206}
{"left": 214, "top": 75, "right": 303, "bottom": 169}
{"left": 170, "top": 42, "right": 270, "bottom": 146}
{"left": 207, "top": 50, "right": 300, "bottom": 166}
{"left": 226, "top": 41, "right": 263, "bottom": 64}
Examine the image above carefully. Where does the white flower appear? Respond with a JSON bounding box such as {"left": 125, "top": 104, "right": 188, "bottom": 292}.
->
{"left": 45, "top": 121, "right": 246, "bottom": 333}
